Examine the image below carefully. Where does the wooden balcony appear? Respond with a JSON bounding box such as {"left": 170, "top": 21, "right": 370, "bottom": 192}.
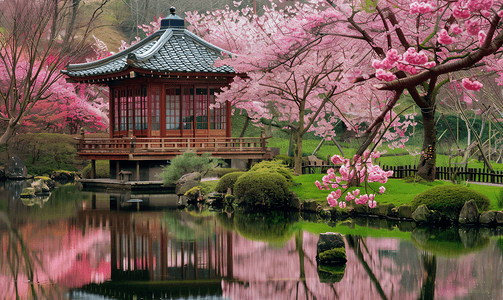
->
{"left": 75, "top": 136, "right": 273, "bottom": 160}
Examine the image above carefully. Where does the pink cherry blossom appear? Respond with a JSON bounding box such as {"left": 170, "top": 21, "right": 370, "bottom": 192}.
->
{"left": 461, "top": 78, "right": 483, "bottom": 91}
{"left": 438, "top": 29, "right": 455, "bottom": 45}
{"left": 339, "top": 201, "right": 347, "bottom": 209}
{"left": 379, "top": 186, "right": 386, "bottom": 194}
{"left": 369, "top": 200, "right": 377, "bottom": 209}
{"left": 409, "top": 1, "right": 436, "bottom": 14}
{"left": 376, "top": 69, "right": 397, "bottom": 81}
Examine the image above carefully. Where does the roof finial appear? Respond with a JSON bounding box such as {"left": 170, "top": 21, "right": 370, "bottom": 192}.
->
{"left": 170, "top": 7, "right": 176, "bottom": 15}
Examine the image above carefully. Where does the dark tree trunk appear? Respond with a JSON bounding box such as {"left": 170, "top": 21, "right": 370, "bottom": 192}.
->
{"left": 417, "top": 107, "right": 436, "bottom": 181}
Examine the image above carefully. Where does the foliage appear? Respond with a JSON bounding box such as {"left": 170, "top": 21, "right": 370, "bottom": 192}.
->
{"left": 234, "top": 170, "right": 291, "bottom": 209}
{"left": 82, "top": 160, "right": 110, "bottom": 179}
{"left": 215, "top": 171, "right": 245, "bottom": 194}
{"left": 224, "top": 194, "right": 235, "bottom": 206}
{"left": 159, "top": 152, "right": 224, "bottom": 185}
{"left": 199, "top": 180, "right": 218, "bottom": 196}
{"left": 213, "top": 168, "right": 243, "bottom": 178}
{"left": 274, "top": 155, "right": 294, "bottom": 168}
{"left": 411, "top": 185, "right": 490, "bottom": 219}
{"left": 8, "top": 133, "right": 78, "bottom": 175}
{"left": 249, "top": 160, "right": 294, "bottom": 186}
{"left": 317, "top": 151, "right": 392, "bottom": 209}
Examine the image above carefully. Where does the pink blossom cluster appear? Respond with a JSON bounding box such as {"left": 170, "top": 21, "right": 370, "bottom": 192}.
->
{"left": 315, "top": 151, "right": 392, "bottom": 209}
{"left": 461, "top": 77, "right": 484, "bottom": 91}
{"left": 373, "top": 48, "right": 435, "bottom": 81}
{"left": 409, "top": 1, "right": 436, "bottom": 14}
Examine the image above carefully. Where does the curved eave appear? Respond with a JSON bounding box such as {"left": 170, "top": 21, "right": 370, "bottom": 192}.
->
{"left": 65, "top": 67, "right": 240, "bottom": 84}
{"left": 62, "top": 28, "right": 236, "bottom": 80}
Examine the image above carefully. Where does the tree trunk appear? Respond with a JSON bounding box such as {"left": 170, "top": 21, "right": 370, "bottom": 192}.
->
{"left": 0, "top": 123, "right": 17, "bottom": 145}
{"left": 294, "top": 132, "right": 303, "bottom": 175}
{"left": 417, "top": 107, "right": 436, "bottom": 181}
{"left": 239, "top": 113, "right": 250, "bottom": 137}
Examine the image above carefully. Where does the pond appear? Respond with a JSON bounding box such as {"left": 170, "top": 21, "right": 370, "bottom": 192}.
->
{"left": 1, "top": 180, "right": 503, "bottom": 300}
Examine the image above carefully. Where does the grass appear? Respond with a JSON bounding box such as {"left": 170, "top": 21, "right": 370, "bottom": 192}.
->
{"left": 290, "top": 175, "right": 502, "bottom": 211}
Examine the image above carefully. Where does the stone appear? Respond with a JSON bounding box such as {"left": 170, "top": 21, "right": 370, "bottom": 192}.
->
{"left": 348, "top": 202, "right": 369, "bottom": 215}
{"left": 51, "top": 171, "right": 77, "bottom": 182}
{"left": 496, "top": 212, "right": 503, "bottom": 224}
{"left": 397, "top": 205, "right": 413, "bottom": 219}
{"left": 288, "top": 192, "right": 300, "bottom": 209}
{"left": 397, "top": 221, "right": 416, "bottom": 232}
{"left": 411, "top": 228, "right": 430, "bottom": 245}
{"left": 412, "top": 204, "right": 431, "bottom": 223}
{"left": 458, "top": 227, "right": 479, "bottom": 248}
{"left": 175, "top": 172, "right": 201, "bottom": 195}
{"left": 317, "top": 263, "right": 346, "bottom": 283}
{"left": 374, "top": 203, "right": 395, "bottom": 217}
{"left": 5, "top": 156, "right": 27, "bottom": 179}
{"left": 20, "top": 187, "right": 36, "bottom": 197}
{"left": 31, "top": 180, "right": 50, "bottom": 194}
{"left": 317, "top": 232, "right": 345, "bottom": 254}
{"left": 458, "top": 200, "right": 479, "bottom": 224}
{"left": 479, "top": 211, "right": 498, "bottom": 224}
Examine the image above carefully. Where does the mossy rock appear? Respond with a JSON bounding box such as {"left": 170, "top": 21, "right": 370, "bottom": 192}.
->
{"left": 411, "top": 185, "right": 490, "bottom": 220}
{"left": 184, "top": 186, "right": 202, "bottom": 202}
{"left": 317, "top": 263, "right": 346, "bottom": 283}
{"left": 21, "top": 187, "right": 36, "bottom": 197}
{"left": 318, "top": 247, "right": 347, "bottom": 264}
{"left": 374, "top": 203, "right": 396, "bottom": 217}
{"left": 215, "top": 171, "right": 245, "bottom": 193}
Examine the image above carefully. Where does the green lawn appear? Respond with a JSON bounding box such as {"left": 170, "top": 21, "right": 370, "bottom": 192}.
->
{"left": 291, "top": 175, "right": 502, "bottom": 210}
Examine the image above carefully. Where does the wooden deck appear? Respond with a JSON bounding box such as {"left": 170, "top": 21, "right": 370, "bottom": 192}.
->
{"left": 75, "top": 136, "right": 273, "bottom": 160}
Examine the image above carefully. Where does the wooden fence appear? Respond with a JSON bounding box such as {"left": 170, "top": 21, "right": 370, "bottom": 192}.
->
{"left": 380, "top": 164, "right": 503, "bottom": 184}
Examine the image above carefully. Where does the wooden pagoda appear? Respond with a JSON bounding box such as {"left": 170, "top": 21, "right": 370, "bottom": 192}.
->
{"left": 63, "top": 8, "right": 272, "bottom": 180}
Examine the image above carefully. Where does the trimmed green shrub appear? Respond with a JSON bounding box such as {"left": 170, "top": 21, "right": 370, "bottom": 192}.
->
{"left": 234, "top": 170, "right": 291, "bottom": 209}
{"left": 82, "top": 160, "right": 110, "bottom": 179}
{"left": 411, "top": 185, "right": 490, "bottom": 219}
{"left": 249, "top": 160, "right": 293, "bottom": 186}
{"left": 159, "top": 152, "right": 224, "bottom": 185}
{"left": 214, "top": 168, "right": 242, "bottom": 178}
{"left": 215, "top": 171, "right": 245, "bottom": 193}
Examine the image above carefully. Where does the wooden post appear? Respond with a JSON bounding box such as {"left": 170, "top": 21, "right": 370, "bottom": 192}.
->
{"left": 91, "top": 160, "right": 96, "bottom": 179}
{"left": 116, "top": 161, "right": 120, "bottom": 180}
{"left": 136, "top": 161, "right": 140, "bottom": 181}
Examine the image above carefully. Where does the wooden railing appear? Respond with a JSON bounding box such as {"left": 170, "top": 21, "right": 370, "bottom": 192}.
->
{"left": 75, "top": 136, "right": 269, "bottom": 155}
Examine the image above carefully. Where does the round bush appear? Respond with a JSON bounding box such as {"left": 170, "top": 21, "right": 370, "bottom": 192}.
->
{"left": 234, "top": 170, "right": 291, "bottom": 209}
{"left": 215, "top": 171, "right": 245, "bottom": 193}
{"left": 411, "top": 185, "right": 490, "bottom": 219}
{"left": 249, "top": 160, "right": 293, "bottom": 186}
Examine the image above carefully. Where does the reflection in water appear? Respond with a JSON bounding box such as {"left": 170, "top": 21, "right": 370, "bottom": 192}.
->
{"left": 1, "top": 181, "right": 503, "bottom": 299}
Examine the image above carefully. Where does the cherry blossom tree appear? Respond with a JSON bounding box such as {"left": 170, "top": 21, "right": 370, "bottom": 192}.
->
{"left": 186, "top": 2, "right": 409, "bottom": 175}
{"left": 310, "top": 0, "right": 503, "bottom": 181}
{"left": 0, "top": 0, "right": 109, "bottom": 144}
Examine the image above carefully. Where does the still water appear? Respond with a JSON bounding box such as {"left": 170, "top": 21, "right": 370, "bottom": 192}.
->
{"left": 1, "top": 180, "right": 503, "bottom": 300}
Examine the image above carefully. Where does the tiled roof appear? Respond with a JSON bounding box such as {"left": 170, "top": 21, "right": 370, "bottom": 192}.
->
{"left": 62, "top": 28, "right": 234, "bottom": 78}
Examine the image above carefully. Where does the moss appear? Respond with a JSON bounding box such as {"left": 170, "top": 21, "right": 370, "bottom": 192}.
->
{"left": 411, "top": 185, "right": 490, "bottom": 219}
{"left": 215, "top": 172, "right": 245, "bottom": 193}
{"left": 318, "top": 247, "right": 347, "bottom": 263}
{"left": 317, "top": 264, "right": 346, "bottom": 283}
{"left": 184, "top": 187, "right": 201, "bottom": 202}
{"left": 234, "top": 170, "right": 291, "bottom": 209}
